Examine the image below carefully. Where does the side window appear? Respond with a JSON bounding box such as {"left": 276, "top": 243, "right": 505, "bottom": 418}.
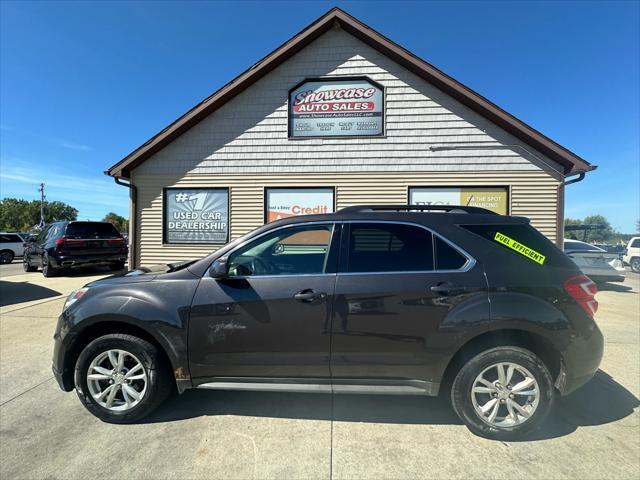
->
{"left": 347, "top": 223, "right": 433, "bottom": 273}
{"left": 46, "top": 224, "right": 62, "bottom": 241}
{"left": 227, "top": 224, "right": 333, "bottom": 277}
{"left": 631, "top": 239, "right": 640, "bottom": 248}
{"left": 434, "top": 236, "right": 468, "bottom": 270}
{"left": 36, "top": 227, "right": 50, "bottom": 243}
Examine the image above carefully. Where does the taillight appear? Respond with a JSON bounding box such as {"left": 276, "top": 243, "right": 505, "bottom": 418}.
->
{"left": 564, "top": 274, "right": 598, "bottom": 317}
{"left": 55, "top": 237, "right": 86, "bottom": 252}
{"left": 107, "top": 238, "right": 125, "bottom": 244}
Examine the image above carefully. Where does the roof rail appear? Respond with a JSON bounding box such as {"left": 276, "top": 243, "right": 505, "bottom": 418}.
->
{"left": 338, "top": 204, "right": 497, "bottom": 214}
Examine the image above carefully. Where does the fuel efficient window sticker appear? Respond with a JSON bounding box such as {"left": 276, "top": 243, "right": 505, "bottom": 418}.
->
{"left": 494, "top": 232, "right": 546, "bottom": 265}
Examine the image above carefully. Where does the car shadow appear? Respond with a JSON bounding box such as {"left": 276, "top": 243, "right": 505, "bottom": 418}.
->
{"left": 0, "top": 280, "right": 61, "bottom": 306}
{"left": 144, "top": 370, "right": 638, "bottom": 441}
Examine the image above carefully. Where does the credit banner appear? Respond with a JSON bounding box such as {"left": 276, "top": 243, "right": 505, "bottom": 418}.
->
{"left": 409, "top": 187, "right": 508, "bottom": 215}
{"left": 164, "top": 188, "right": 228, "bottom": 243}
{"left": 266, "top": 188, "right": 334, "bottom": 222}
{"left": 289, "top": 78, "right": 384, "bottom": 137}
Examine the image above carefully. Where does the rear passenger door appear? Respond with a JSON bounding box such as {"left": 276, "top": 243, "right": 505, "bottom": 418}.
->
{"left": 330, "top": 221, "right": 488, "bottom": 393}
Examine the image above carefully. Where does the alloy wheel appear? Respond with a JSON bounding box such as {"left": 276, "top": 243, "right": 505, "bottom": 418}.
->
{"left": 86, "top": 349, "right": 148, "bottom": 411}
{"left": 470, "top": 362, "right": 540, "bottom": 428}
{"left": 0, "top": 251, "right": 13, "bottom": 264}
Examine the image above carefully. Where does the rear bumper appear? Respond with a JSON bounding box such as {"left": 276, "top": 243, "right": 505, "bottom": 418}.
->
{"left": 52, "top": 254, "right": 126, "bottom": 268}
{"left": 557, "top": 323, "right": 604, "bottom": 396}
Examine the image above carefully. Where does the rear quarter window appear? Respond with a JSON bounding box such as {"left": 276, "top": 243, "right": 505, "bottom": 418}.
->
{"left": 461, "top": 224, "right": 571, "bottom": 268}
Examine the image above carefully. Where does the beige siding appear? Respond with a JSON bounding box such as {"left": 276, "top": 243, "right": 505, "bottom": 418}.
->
{"left": 134, "top": 28, "right": 565, "bottom": 177}
{"left": 132, "top": 171, "right": 559, "bottom": 266}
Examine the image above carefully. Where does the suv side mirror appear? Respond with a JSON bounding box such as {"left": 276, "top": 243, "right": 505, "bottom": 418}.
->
{"left": 209, "top": 257, "right": 229, "bottom": 279}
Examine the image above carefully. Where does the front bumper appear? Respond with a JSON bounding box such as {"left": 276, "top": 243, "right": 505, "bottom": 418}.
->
{"left": 52, "top": 314, "right": 75, "bottom": 392}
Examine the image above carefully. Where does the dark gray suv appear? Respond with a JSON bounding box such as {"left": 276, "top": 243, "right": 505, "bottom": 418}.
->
{"left": 52, "top": 206, "right": 603, "bottom": 440}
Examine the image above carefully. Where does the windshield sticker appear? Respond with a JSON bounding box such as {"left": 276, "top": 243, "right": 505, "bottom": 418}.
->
{"left": 494, "top": 232, "right": 546, "bottom": 265}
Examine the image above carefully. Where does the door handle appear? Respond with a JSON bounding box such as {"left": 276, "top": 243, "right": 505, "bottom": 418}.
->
{"left": 430, "top": 283, "right": 465, "bottom": 295}
{"left": 294, "top": 289, "right": 327, "bottom": 303}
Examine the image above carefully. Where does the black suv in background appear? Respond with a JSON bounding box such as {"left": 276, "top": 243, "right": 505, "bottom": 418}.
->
{"left": 52, "top": 206, "right": 603, "bottom": 440}
{"left": 24, "top": 221, "right": 127, "bottom": 277}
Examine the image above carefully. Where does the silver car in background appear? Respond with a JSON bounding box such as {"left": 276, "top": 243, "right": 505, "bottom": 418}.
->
{"left": 564, "top": 239, "right": 626, "bottom": 283}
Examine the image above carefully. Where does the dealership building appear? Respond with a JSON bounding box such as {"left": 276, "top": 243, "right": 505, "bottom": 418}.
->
{"left": 107, "top": 8, "right": 595, "bottom": 268}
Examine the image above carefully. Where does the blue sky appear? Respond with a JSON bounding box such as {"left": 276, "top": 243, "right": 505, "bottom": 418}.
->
{"left": 1, "top": 0, "right": 638, "bottom": 232}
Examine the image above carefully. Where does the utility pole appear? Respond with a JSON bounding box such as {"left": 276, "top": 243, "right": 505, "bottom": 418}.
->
{"left": 38, "top": 182, "right": 46, "bottom": 229}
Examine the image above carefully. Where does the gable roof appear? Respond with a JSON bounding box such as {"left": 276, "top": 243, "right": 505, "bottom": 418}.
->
{"left": 106, "top": 7, "right": 595, "bottom": 179}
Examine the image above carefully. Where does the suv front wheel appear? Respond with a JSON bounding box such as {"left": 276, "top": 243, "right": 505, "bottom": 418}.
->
{"left": 631, "top": 258, "right": 640, "bottom": 273}
{"left": 74, "top": 334, "right": 172, "bottom": 423}
{"left": 451, "top": 346, "right": 554, "bottom": 440}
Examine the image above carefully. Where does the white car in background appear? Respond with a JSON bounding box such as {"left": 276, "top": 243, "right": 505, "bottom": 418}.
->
{"left": 564, "top": 239, "right": 626, "bottom": 283}
{"left": 623, "top": 236, "right": 640, "bottom": 272}
{"left": 0, "top": 232, "right": 26, "bottom": 264}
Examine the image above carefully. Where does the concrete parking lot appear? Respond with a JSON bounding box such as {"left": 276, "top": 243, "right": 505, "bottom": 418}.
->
{"left": 0, "top": 266, "right": 638, "bottom": 479}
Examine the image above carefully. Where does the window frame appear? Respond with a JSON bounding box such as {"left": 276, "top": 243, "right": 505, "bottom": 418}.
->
{"left": 338, "top": 220, "right": 475, "bottom": 275}
{"left": 224, "top": 222, "right": 340, "bottom": 279}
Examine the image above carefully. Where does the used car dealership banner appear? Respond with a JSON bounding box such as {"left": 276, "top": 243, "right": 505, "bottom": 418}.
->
{"left": 164, "top": 188, "right": 228, "bottom": 243}
{"left": 409, "top": 187, "right": 508, "bottom": 215}
{"left": 289, "top": 78, "right": 384, "bottom": 137}
{"left": 266, "top": 188, "right": 334, "bottom": 222}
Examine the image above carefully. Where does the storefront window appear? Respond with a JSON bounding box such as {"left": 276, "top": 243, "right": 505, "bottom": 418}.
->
{"left": 408, "top": 187, "right": 509, "bottom": 215}
{"left": 163, "top": 188, "right": 229, "bottom": 244}
{"left": 265, "top": 188, "right": 334, "bottom": 223}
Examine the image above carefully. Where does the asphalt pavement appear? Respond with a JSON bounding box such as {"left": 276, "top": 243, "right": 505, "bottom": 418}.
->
{"left": 0, "top": 269, "right": 638, "bottom": 479}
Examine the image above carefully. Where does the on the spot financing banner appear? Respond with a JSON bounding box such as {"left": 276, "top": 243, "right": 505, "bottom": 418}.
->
{"left": 266, "top": 188, "right": 334, "bottom": 222}
{"left": 289, "top": 78, "right": 384, "bottom": 137}
{"left": 409, "top": 187, "right": 508, "bottom": 214}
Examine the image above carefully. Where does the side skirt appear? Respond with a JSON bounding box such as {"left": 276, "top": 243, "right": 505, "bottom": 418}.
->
{"left": 194, "top": 377, "right": 440, "bottom": 396}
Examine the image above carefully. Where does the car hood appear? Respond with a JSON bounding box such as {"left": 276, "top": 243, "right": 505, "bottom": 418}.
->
{"left": 85, "top": 266, "right": 164, "bottom": 287}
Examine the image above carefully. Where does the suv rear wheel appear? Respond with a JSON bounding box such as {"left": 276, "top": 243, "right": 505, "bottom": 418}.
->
{"left": 451, "top": 346, "right": 554, "bottom": 440}
{"left": 74, "top": 334, "right": 172, "bottom": 423}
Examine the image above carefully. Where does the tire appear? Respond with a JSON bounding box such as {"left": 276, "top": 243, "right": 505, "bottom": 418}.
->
{"left": 0, "top": 250, "right": 14, "bottom": 264}
{"left": 631, "top": 258, "right": 640, "bottom": 273}
{"left": 110, "top": 261, "right": 125, "bottom": 271}
{"left": 42, "top": 253, "right": 58, "bottom": 277}
{"left": 451, "top": 346, "right": 554, "bottom": 440}
{"left": 74, "top": 334, "right": 172, "bottom": 423}
{"left": 23, "top": 255, "right": 37, "bottom": 272}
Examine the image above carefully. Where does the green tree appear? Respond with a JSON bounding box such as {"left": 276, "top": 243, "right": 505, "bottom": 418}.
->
{"left": 102, "top": 212, "right": 128, "bottom": 233}
{"left": 583, "top": 214, "right": 614, "bottom": 242}
{"left": 564, "top": 214, "right": 616, "bottom": 242}
{"left": 0, "top": 198, "right": 77, "bottom": 231}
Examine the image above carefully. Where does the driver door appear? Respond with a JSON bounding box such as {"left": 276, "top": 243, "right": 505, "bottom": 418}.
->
{"left": 188, "top": 223, "right": 339, "bottom": 382}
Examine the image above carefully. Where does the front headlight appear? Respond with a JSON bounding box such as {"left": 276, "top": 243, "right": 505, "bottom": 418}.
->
{"left": 64, "top": 287, "right": 90, "bottom": 311}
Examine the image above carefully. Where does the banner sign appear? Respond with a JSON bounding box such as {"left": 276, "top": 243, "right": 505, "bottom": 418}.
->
{"left": 409, "top": 187, "right": 508, "bottom": 215}
{"left": 164, "top": 188, "right": 229, "bottom": 244}
{"left": 266, "top": 188, "right": 334, "bottom": 222}
{"left": 289, "top": 78, "right": 384, "bottom": 137}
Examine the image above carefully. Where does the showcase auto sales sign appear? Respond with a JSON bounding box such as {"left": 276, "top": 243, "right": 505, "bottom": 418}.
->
{"left": 289, "top": 78, "right": 384, "bottom": 137}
